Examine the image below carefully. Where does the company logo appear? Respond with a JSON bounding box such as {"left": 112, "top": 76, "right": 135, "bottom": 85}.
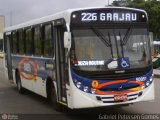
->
{"left": 118, "top": 85, "right": 123, "bottom": 90}
{"left": 18, "top": 57, "right": 37, "bottom": 80}
{"left": 2, "top": 114, "right": 8, "bottom": 120}
{"left": 91, "top": 80, "right": 99, "bottom": 88}
{"left": 1, "top": 114, "right": 18, "bottom": 120}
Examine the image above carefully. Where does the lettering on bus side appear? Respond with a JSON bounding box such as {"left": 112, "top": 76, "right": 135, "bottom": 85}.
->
{"left": 45, "top": 63, "right": 54, "bottom": 70}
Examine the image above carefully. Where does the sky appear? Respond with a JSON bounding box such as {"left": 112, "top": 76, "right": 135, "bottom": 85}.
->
{"left": 0, "top": 0, "right": 114, "bottom": 27}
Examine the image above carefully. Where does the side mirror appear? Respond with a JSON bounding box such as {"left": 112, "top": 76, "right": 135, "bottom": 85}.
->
{"left": 64, "top": 32, "right": 71, "bottom": 49}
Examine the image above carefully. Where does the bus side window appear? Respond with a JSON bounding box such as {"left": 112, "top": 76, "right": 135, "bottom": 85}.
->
{"left": 34, "top": 26, "right": 42, "bottom": 56}
{"left": 43, "top": 24, "right": 54, "bottom": 57}
{"left": 25, "top": 28, "right": 33, "bottom": 55}
{"left": 12, "top": 31, "right": 18, "bottom": 54}
{"left": 18, "top": 30, "right": 25, "bottom": 54}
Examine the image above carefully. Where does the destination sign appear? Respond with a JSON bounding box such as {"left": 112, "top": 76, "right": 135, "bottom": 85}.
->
{"left": 71, "top": 8, "right": 147, "bottom": 24}
{"left": 81, "top": 12, "right": 137, "bottom": 22}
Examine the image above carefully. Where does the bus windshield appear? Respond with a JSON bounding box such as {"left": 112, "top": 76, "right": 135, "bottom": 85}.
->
{"left": 70, "top": 26, "right": 151, "bottom": 71}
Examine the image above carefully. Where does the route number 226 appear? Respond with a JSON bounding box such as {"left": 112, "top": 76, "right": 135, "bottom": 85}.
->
{"left": 81, "top": 13, "right": 97, "bottom": 21}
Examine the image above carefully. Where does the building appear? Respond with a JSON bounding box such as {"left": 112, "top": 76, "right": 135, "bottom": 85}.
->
{"left": 0, "top": 16, "right": 5, "bottom": 51}
{"left": 0, "top": 16, "right": 4, "bottom": 40}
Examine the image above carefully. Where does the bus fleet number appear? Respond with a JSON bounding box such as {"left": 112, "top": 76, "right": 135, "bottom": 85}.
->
{"left": 81, "top": 13, "right": 97, "bottom": 21}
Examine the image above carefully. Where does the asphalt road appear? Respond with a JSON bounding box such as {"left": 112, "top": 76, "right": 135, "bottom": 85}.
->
{"left": 0, "top": 58, "right": 160, "bottom": 120}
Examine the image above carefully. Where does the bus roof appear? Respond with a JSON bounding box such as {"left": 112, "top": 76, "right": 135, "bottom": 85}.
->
{"left": 4, "top": 6, "right": 147, "bottom": 32}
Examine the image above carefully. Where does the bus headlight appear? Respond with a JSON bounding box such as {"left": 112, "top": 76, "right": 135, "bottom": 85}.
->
{"left": 74, "top": 79, "right": 78, "bottom": 83}
{"left": 76, "top": 82, "right": 82, "bottom": 89}
{"left": 83, "top": 86, "right": 89, "bottom": 92}
{"left": 141, "top": 84, "right": 145, "bottom": 89}
{"left": 150, "top": 74, "right": 154, "bottom": 82}
{"left": 146, "top": 81, "right": 150, "bottom": 87}
{"left": 91, "top": 88, "right": 96, "bottom": 94}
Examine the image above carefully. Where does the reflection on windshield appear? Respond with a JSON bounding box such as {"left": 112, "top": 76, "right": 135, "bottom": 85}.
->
{"left": 71, "top": 27, "right": 151, "bottom": 71}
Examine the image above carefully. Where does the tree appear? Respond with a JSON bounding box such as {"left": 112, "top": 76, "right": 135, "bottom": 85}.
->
{"left": 112, "top": 0, "right": 128, "bottom": 6}
{"left": 127, "top": 0, "right": 160, "bottom": 39}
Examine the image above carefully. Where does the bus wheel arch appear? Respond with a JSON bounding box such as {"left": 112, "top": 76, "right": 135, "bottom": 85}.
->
{"left": 15, "top": 68, "right": 24, "bottom": 94}
{"left": 46, "top": 77, "right": 53, "bottom": 100}
{"left": 46, "top": 77, "right": 62, "bottom": 111}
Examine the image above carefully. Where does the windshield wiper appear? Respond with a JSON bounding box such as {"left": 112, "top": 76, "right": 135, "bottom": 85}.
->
{"left": 91, "top": 27, "right": 114, "bottom": 58}
{"left": 122, "top": 26, "right": 132, "bottom": 45}
{"left": 119, "top": 31, "right": 124, "bottom": 57}
{"left": 115, "top": 27, "right": 132, "bottom": 58}
{"left": 91, "top": 27, "right": 111, "bottom": 47}
{"left": 108, "top": 32, "right": 114, "bottom": 58}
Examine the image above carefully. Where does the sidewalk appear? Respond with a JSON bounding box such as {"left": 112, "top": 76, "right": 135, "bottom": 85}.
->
{"left": 153, "top": 69, "right": 160, "bottom": 77}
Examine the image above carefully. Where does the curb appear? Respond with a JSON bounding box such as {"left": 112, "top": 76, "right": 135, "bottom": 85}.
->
{"left": 153, "top": 69, "right": 160, "bottom": 78}
{"left": 154, "top": 74, "right": 160, "bottom": 78}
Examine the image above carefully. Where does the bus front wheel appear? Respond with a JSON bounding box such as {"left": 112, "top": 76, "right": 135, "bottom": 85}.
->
{"left": 16, "top": 72, "right": 24, "bottom": 94}
{"left": 50, "top": 83, "right": 62, "bottom": 112}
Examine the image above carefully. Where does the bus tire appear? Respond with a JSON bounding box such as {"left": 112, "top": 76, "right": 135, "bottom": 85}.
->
{"left": 16, "top": 72, "right": 24, "bottom": 94}
{"left": 50, "top": 83, "right": 63, "bottom": 112}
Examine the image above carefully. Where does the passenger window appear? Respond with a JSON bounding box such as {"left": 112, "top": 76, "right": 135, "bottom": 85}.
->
{"left": 25, "top": 28, "right": 33, "bottom": 55}
{"left": 12, "top": 31, "right": 18, "bottom": 54}
{"left": 18, "top": 30, "right": 25, "bottom": 54}
{"left": 43, "top": 24, "right": 53, "bottom": 57}
{"left": 34, "top": 26, "right": 42, "bottom": 55}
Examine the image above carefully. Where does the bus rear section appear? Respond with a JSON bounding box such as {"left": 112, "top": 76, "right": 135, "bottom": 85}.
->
{"left": 66, "top": 7, "right": 154, "bottom": 109}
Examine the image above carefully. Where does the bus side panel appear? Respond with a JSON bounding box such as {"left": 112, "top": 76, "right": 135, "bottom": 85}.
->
{"left": 12, "top": 55, "right": 55, "bottom": 98}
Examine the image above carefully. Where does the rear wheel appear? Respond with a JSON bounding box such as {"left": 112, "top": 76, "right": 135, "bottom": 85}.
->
{"left": 50, "top": 83, "right": 63, "bottom": 112}
{"left": 16, "top": 72, "right": 24, "bottom": 94}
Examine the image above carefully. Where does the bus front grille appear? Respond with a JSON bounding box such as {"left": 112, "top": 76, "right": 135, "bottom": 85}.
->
{"left": 96, "top": 92, "right": 142, "bottom": 103}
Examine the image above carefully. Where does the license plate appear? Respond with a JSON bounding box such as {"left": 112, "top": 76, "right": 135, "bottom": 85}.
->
{"left": 114, "top": 94, "right": 127, "bottom": 101}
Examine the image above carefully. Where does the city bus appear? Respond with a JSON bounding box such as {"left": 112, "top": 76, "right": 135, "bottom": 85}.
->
{"left": 3, "top": 7, "right": 154, "bottom": 111}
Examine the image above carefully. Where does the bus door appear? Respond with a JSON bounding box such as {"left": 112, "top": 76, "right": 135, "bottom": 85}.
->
{"left": 54, "top": 20, "right": 68, "bottom": 104}
{"left": 5, "top": 33, "right": 13, "bottom": 82}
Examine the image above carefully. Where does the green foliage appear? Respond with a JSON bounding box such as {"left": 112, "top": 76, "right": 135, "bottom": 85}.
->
{"left": 127, "top": 0, "right": 160, "bottom": 39}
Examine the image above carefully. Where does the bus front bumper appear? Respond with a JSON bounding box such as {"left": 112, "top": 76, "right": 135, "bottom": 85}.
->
{"left": 68, "top": 81, "right": 155, "bottom": 109}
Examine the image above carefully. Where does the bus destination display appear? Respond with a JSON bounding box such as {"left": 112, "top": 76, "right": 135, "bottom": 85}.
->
{"left": 71, "top": 9, "right": 147, "bottom": 24}
{"left": 81, "top": 12, "right": 137, "bottom": 22}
